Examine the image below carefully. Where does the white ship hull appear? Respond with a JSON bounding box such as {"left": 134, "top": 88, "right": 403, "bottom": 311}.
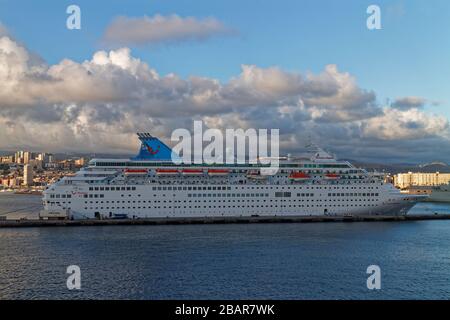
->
{"left": 44, "top": 182, "right": 420, "bottom": 220}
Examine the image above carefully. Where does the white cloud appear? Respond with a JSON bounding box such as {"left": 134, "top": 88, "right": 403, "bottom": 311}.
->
{"left": 301, "top": 65, "right": 380, "bottom": 122}
{"left": 362, "top": 107, "right": 448, "bottom": 140}
{"left": 102, "top": 14, "right": 232, "bottom": 46}
{"left": 0, "top": 35, "right": 448, "bottom": 162}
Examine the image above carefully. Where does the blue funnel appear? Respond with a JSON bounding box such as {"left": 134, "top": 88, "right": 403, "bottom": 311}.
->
{"left": 132, "top": 133, "right": 180, "bottom": 162}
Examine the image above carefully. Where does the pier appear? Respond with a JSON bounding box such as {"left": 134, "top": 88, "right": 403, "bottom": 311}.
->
{"left": 1, "top": 214, "right": 450, "bottom": 228}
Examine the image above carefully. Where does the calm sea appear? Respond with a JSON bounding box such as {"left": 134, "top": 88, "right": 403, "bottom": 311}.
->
{"left": 0, "top": 193, "right": 450, "bottom": 300}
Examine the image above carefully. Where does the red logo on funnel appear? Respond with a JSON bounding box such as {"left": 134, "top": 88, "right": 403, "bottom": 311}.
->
{"left": 147, "top": 145, "right": 160, "bottom": 155}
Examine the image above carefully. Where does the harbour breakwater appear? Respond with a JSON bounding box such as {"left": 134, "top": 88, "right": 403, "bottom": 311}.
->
{"left": 1, "top": 213, "right": 450, "bottom": 228}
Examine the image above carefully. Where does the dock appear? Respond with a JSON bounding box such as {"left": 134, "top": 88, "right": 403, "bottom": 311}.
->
{"left": 1, "top": 214, "right": 450, "bottom": 228}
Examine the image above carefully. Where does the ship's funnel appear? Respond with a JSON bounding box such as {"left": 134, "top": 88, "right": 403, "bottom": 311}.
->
{"left": 132, "top": 133, "right": 180, "bottom": 162}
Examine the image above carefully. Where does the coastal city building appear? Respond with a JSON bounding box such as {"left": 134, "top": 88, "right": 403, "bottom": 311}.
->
{"left": 0, "top": 177, "right": 19, "bottom": 188}
{"left": 23, "top": 151, "right": 31, "bottom": 164}
{"left": 14, "top": 151, "right": 23, "bottom": 164}
{"left": 394, "top": 172, "right": 450, "bottom": 189}
{"left": 0, "top": 156, "right": 14, "bottom": 164}
{"left": 75, "top": 158, "right": 85, "bottom": 167}
{"left": 0, "top": 149, "right": 89, "bottom": 193}
{"left": 23, "top": 164, "right": 33, "bottom": 186}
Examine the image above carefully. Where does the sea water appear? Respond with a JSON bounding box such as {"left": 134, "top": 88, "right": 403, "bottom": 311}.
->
{"left": 0, "top": 193, "right": 449, "bottom": 299}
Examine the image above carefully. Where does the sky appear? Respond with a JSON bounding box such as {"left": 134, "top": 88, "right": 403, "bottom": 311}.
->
{"left": 0, "top": 0, "right": 449, "bottom": 163}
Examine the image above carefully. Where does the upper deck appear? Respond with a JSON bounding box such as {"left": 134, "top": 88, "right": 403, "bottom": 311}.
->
{"left": 88, "top": 133, "right": 356, "bottom": 170}
{"left": 88, "top": 158, "right": 354, "bottom": 169}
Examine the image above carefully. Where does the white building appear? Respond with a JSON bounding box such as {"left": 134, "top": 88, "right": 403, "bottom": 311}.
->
{"left": 394, "top": 172, "right": 450, "bottom": 189}
{"left": 23, "top": 164, "right": 34, "bottom": 186}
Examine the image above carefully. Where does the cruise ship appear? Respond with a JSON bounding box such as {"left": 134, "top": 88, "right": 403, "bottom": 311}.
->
{"left": 407, "top": 184, "right": 450, "bottom": 203}
{"left": 42, "top": 133, "right": 424, "bottom": 219}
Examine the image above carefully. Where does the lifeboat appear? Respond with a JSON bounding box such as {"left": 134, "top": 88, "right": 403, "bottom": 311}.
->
{"left": 289, "top": 172, "right": 310, "bottom": 181}
{"left": 207, "top": 169, "right": 230, "bottom": 176}
{"left": 156, "top": 169, "right": 179, "bottom": 176}
{"left": 124, "top": 169, "right": 148, "bottom": 175}
{"left": 325, "top": 173, "right": 340, "bottom": 180}
{"left": 246, "top": 170, "right": 267, "bottom": 180}
{"left": 181, "top": 169, "right": 204, "bottom": 176}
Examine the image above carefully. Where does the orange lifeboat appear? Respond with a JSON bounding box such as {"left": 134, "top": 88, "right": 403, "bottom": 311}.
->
{"left": 181, "top": 169, "right": 204, "bottom": 176}
{"left": 207, "top": 169, "right": 230, "bottom": 176}
{"left": 156, "top": 169, "right": 179, "bottom": 176}
{"left": 289, "top": 172, "right": 310, "bottom": 181}
{"left": 325, "top": 173, "right": 340, "bottom": 180}
{"left": 124, "top": 169, "right": 148, "bottom": 175}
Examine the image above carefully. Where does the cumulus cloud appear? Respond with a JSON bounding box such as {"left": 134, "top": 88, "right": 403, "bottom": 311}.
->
{"left": 362, "top": 108, "right": 448, "bottom": 140}
{"left": 102, "top": 14, "right": 232, "bottom": 46}
{"left": 301, "top": 65, "right": 380, "bottom": 122}
{"left": 391, "top": 96, "right": 427, "bottom": 110}
{"left": 0, "top": 34, "right": 448, "bottom": 162}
